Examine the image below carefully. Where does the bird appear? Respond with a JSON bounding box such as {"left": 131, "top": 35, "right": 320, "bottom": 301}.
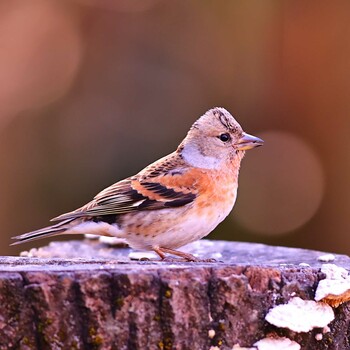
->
{"left": 12, "top": 107, "right": 263, "bottom": 261}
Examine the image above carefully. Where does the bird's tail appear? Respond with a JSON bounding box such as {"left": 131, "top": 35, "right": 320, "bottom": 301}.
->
{"left": 11, "top": 218, "right": 75, "bottom": 245}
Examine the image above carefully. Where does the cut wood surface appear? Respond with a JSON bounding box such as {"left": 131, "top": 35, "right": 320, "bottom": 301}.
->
{"left": 1, "top": 239, "right": 350, "bottom": 350}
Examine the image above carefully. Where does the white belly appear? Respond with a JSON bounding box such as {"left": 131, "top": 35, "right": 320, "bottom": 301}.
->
{"left": 125, "top": 186, "right": 237, "bottom": 250}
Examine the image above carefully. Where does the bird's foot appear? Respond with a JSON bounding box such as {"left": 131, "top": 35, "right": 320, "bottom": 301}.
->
{"left": 153, "top": 246, "right": 217, "bottom": 262}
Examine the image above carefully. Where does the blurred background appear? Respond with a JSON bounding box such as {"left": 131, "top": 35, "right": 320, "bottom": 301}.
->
{"left": 2, "top": 0, "right": 350, "bottom": 256}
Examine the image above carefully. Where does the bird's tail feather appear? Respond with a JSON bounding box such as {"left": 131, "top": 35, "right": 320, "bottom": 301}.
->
{"left": 11, "top": 218, "right": 75, "bottom": 245}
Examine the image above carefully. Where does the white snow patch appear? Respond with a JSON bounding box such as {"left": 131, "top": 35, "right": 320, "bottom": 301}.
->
{"left": 208, "top": 329, "right": 215, "bottom": 339}
{"left": 128, "top": 251, "right": 158, "bottom": 260}
{"left": 315, "top": 333, "right": 323, "bottom": 341}
{"left": 321, "top": 264, "right": 348, "bottom": 279}
{"left": 254, "top": 337, "right": 300, "bottom": 350}
{"left": 317, "top": 254, "right": 335, "bottom": 262}
{"left": 323, "top": 326, "right": 331, "bottom": 333}
{"left": 315, "top": 264, "right": 350, "bottom": 303}
{"left": 298, "top": 262, "right": 310, "bottom": 267}
{"left": 265, "top": 297, "right": 334, "bottom": 332}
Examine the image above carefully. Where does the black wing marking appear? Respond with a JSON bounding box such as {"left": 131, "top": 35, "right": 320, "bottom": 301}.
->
{"left": 51, "top": 178, "right": 196, "bottom": 221}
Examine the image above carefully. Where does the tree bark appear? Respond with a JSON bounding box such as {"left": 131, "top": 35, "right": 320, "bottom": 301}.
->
{"left": 1, "top": 239, "right": 350, "bottom": 350}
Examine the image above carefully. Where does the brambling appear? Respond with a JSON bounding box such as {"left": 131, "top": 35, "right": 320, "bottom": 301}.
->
{"left": 13, "top": 107, "right": 263, "bottom": 261}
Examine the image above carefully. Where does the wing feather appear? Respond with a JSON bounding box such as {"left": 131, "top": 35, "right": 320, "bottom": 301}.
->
{"left": 51, "top": 157, "right": 197, "bottom": 222}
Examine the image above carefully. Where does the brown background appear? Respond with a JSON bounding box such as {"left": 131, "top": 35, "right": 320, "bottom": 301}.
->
{"left": 2, "top": 0, "right": 350, "bottom": 256}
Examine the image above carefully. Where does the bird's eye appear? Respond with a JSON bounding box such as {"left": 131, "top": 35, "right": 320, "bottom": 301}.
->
{"left": 218, "top": 133, "right": 231, "bottom": 142}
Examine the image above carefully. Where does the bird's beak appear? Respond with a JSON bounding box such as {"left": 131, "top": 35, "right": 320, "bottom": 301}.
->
{"left": 235, "top": 132, "right": 264, "bottom": 151}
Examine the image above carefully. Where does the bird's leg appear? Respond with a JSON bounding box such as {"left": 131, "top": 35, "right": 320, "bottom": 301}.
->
{"left": 161, "top": 247, "right": 201, "bottom": 261}
{"left": 153, "top": 246, "right": 167, "bottom": 260}
{"left": 153, "top": 246, "right": 202, "bottom": 262}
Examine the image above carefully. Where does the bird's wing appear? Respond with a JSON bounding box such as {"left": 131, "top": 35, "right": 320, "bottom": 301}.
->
{"left": 51, "top": 154, "right": 197, "bottom": 222}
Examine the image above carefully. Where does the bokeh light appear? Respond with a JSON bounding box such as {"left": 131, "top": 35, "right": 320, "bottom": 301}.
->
{"left": 0, "top": 0, "right": 82, "bottom": 126}
{"left": 74, "top": 0, "right": 160, "bottom": 12}
{"left": 234, "top": 131, "right": 325, "bottom": 235}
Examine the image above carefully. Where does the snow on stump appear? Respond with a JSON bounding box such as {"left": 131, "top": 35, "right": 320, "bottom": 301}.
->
{"left": 1, "top": 239, "right": 350, "bottom": 350}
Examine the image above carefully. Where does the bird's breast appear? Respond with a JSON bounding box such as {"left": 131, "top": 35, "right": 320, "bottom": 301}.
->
{"left": 120, "top": 167, "right": 239, "bottom": 250}
{"left": 194, "top": 169, "right": 238, "bottom": 225}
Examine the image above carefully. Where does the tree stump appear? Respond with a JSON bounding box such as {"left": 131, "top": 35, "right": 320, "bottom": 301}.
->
{"left": 1, "top": 239, "right": 350, "bottom": 350}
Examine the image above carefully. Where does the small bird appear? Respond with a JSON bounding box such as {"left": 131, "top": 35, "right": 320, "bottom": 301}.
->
{"left": 13, "top": 108, "right": 263, "bottom": 261}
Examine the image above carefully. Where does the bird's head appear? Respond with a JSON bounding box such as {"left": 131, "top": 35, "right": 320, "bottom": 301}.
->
{"left": 179, "top": 107, "right": 263, "bottom": 169}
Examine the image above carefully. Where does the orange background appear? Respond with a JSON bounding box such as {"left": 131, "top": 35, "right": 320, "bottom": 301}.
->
{"left": 3, "top": 1, "right": 350, "bottom": 256}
